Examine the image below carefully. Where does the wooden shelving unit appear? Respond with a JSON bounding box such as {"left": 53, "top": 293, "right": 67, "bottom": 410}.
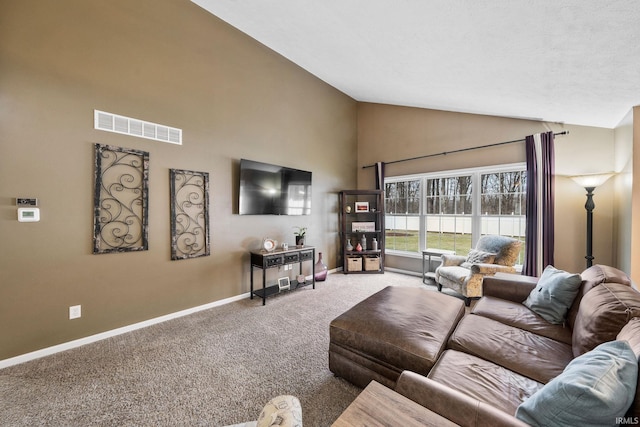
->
{"left": 339, "top": 190, "right": 384, "bottom": 274}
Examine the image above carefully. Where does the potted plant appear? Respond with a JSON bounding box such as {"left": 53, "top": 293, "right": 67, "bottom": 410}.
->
{"left": 293, "top": 226, "right": 307, "bottom": 247}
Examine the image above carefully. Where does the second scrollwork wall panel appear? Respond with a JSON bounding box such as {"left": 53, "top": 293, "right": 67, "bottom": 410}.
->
{"left": 170, "top": 169, "right": 210, "bottom": 260}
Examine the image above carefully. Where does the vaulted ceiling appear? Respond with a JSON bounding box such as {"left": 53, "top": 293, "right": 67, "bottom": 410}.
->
{"left": 192, "top": 1, "right": 640, "bottom": 128}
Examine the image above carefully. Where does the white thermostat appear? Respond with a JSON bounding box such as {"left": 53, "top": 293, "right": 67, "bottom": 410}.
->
{"left": 18, "top": 207, "right": 40, "bottom": 222}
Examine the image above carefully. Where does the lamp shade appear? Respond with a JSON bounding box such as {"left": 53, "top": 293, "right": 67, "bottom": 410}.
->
{"left": 570, "top": 173, "right": 614, "bottom": 189}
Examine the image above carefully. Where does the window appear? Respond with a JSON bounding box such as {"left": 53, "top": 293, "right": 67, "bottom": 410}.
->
{"left": 425, "top": 175, "right": 473, "bottom": 254}
{"left": 384, "top": 164, "right": 526, "bottom": 264}
{"left": 385, "top": 180, "right": 421, "bottom": 252}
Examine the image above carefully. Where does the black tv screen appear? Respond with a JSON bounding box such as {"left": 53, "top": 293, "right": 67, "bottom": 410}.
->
{"left": 239, "top": 159, "right": 312, "bottom": 215}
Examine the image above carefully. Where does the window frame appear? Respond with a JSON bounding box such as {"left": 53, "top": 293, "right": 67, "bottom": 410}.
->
{"left": 384, "top": 162, "right": 526, "bottom": 258}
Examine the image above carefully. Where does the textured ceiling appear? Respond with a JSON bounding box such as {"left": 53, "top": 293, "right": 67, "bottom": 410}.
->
{"left": 192, "top": 0, "right": 640, "bottom": 128}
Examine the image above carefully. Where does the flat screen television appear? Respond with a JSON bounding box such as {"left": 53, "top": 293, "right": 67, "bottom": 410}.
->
{"left": 239, "top": 159, "right": 312, "bottom": 215}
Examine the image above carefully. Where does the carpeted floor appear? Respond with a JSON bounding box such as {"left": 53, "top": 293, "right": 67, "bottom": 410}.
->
{"left": 0, "top": 271, "right": 459, "bottom": 426}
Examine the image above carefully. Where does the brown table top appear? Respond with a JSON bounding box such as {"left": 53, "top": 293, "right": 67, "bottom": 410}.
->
{"left": 332, "top": 380, "right": 457, "bottom": 427}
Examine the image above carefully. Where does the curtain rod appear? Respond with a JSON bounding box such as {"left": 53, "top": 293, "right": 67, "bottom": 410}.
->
{"left": 362, "top": 131, "right": 569, "bottom": 169}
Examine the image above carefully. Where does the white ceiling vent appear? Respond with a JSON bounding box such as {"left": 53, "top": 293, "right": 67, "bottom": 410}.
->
{"left": 94, "top": 110, "right": 182, "bottom": 145}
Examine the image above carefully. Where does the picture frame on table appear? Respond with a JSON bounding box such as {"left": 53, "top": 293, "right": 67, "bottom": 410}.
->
{"left": 278, "top": 277, "right": 291, "bottom": 291}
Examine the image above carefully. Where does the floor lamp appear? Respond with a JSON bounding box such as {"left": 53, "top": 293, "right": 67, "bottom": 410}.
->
{"left": 570, "top": 173, "right": 613, "bottom": 268}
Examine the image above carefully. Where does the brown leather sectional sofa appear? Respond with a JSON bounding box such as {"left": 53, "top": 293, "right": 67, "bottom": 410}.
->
{"left": 330, "top": 265, "right": 640, "bottom": 426}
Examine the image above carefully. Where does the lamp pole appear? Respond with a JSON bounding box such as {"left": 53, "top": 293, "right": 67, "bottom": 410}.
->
{"left": 570, "top": 173, "right": 613, "bottom": 270}
{"left": 584, "top": 186, "right": 595, "bottom": 268}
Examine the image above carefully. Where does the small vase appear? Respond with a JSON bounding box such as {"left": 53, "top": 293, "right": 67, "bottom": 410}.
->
{"left": 355, "top": 243, "right": 362, "bottom": 252}
{"left": 295, "top": 236, "right": 305, "bottom": 247}
{"left": 346, "top": 240, "right": 353, "bottom": 251}
{"left": 314, "top": 252, "right": 328, "bottom": 282}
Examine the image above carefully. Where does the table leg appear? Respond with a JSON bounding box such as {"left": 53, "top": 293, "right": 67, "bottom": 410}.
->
{"left": 250, "top": 265, "right": 254, "bottom": 299}
{"left": 262, "top": 267, "right": 266, "bottom": 306}
{"left": 312, "top": 249, "right": 316, "bottom": 289}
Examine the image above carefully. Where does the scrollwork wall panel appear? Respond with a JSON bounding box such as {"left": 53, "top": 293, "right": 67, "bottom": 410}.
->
{"left": 93, "top": 144, "right": 149, "bottom": 254}
{"left": 170, "top": 169, "right": 210, "bottom": 260}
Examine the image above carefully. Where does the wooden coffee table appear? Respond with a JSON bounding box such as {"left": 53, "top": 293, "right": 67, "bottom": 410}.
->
{"left": 332, "top": 380, "right": 457, "bottom": 427}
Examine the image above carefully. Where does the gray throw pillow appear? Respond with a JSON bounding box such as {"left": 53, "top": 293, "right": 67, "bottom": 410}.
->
{"left": 515, "top": 340, "right": 638, "bottom": 427}
{"left": 523, "top": 265, "right": 582, "bottom": 324}
{"left": 465, "top": 249, "right": 497, "bottom": 264}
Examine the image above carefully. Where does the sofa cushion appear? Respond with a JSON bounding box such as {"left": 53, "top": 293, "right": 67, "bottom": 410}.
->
{"left": 522, "top": 265, "right": 582, "bottom": 325}
{"left": 567, "top": 264, "right": 632, "bottom": 330}
{"left": 573, "top": 282, "right": 640, "bottom": 357}
{"left": 472, "top": 296, "right": 572, "bottom": 344}
{"left": 448, "top": 314, "right": 574, "bottom": 383}
{"left": 515, "top": 340, "right": 638, "bottom": 427}
{"left": 428, "top": 349, "right": 544, "bottom": 416}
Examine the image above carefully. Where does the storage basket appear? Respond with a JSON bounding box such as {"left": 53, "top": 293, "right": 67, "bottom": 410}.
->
{"left": 364, "top": 256, "right": 380, "bottom": 271}
{"left": 347, "top": 256, "right": 362, "bottom": 272}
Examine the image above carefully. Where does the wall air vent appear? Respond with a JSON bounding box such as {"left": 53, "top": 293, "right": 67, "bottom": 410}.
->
{"left": 94, "top": 110, "right": 182, "bottom": 145}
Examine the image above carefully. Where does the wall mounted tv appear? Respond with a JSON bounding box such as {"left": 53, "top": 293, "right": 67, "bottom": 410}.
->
{"left": 239, "top": 159, "right": 312, "bottom": 215}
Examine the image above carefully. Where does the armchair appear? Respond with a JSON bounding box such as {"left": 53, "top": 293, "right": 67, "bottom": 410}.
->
{"left": 435, "top": 235, "right": 522, "bottom": 306}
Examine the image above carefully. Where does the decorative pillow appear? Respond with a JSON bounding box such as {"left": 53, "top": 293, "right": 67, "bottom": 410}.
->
{"left": 476, "top": 235, "right": 522, "bottom": 266}
{"left": 515, "top": 340, "right": 638, "bottom": 427}
{"left": 523, "top": 265, "right": 582, "bottom": 324}
{"left": 466, "top": 249, "right": 497, "bottom": 264}
{"left": 256, "top": 395, "right": 302, "bottom": 427}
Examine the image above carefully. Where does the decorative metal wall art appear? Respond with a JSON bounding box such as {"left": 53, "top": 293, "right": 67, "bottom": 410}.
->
{"left": 93, "top": 144, "right": 149, "bottom": 254}
{"left": 170, "top": 169, "right": 210, "bottom": 260}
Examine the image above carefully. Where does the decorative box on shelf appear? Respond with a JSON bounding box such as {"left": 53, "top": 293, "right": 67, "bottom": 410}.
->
{"left": 352, "top": 222, "right": 376, "bottom": 232}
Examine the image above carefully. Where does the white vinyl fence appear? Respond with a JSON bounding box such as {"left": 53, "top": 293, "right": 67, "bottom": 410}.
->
{"left": 386, "top": 215, "right": 525, "bottom": 237}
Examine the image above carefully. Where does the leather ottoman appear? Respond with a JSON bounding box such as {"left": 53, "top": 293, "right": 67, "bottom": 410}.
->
{"left": 329, "top": 286, "right": 465, "bottom": 389}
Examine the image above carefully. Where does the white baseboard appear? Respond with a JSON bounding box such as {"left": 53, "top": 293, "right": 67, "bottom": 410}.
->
{"left": 0, "top": 292, "right": 250, "bottom": 370}
{"left": 384, "top": 267, "right": 422, "bottom": 277}
{"left": 1, "top": 268, "right": 348, "bottom": 370}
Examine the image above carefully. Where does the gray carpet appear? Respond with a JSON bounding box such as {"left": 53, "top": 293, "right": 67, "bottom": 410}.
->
{"left": 0, "top": 272, "right": 447, "bottom": 426}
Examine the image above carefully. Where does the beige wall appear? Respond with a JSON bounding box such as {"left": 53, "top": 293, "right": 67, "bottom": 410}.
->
{"left": 356, "top": 103, "right": 617, "bottom": 275}
{"left": 614, "top": 110, "right": 634, "bottom": 276}
{"left": 0, "top": 0, "right": 357, "bottom": 360}
{"left": 633, "top": 106, "right": 640, "bottom": 284}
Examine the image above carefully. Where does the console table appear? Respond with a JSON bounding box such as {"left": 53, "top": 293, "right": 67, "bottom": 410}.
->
{"left": 250, "top": 246, "right": 315, "bottom": 305}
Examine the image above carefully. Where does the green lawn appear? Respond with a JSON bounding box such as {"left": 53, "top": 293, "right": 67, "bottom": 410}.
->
{"left": 385, "top": 230, "right": 472, "bottom": 253}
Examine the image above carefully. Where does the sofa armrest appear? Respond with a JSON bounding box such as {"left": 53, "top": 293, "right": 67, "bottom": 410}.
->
{"left": 440, "top": 254, "right": 467, "bottom": 267}
{"left": 481, "top": 273, "right": 538, "bottom": 303}
{"left": 394, "top": 371, "right": 529, "bottom": 427}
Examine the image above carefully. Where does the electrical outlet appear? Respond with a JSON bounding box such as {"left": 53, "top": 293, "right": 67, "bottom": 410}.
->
{"left": 69, "top": 305, "right": 81, "bottom": 319}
